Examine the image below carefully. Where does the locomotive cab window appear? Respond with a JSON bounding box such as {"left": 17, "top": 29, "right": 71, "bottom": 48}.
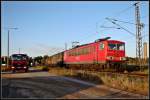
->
{"left": 108, "top": 43, "right": 125, "bottom": 50}
{"left": 108, "top": 44, "right": 116, "bottom": 50}
{"left": 100, "top": 43, "right": 104, "bottom": 50}
{"left": 117, "top": 44, "right": 125, "bottom": 50}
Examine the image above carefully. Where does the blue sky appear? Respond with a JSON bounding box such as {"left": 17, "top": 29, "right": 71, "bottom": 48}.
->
{"left": 1, "top": 1, "right": 149, "bottom": 57}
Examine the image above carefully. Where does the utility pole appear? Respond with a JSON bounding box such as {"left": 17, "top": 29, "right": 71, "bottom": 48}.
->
{"left": 7, "top": 30, "right": 10, "bottom": 68}
{"left": 19, "top": 48, "right": 20, "bottom": 54}
{"left": 6, "top": 27, "right": 18, "bottom": 68}
{"left": 134, "top": 2, "right": 143, "bottom": 70}
{"left": 65, "top": 43, "right": 67, "bottom": 50}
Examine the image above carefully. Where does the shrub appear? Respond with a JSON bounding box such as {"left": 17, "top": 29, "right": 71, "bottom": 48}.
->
{"left": 42, "top": 66, "right": 49, "bottom": 71}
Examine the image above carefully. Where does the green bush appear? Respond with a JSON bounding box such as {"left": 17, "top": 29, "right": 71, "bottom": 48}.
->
{"left": 42, "top": 66, "right": 49, "bottom": 71}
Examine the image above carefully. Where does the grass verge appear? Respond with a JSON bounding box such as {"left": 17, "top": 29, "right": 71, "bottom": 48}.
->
{"left": 33, "top": 66, "right": 49, "bottom": 71}
{"left": 48, "top": 67, "right": 148, "bottom": 96}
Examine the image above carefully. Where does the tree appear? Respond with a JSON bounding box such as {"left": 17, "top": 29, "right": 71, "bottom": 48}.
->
{"left": 42, "top": 55, "right": 49, "bottom": 65}
{"left": 34, "top": 56, "right": 43, "bottom": 65}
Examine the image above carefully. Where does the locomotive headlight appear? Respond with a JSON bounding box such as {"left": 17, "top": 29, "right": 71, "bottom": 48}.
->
{"left": 107, "top": 56, "right": 113, "bottom": 60}
{"left": 120, "top": 57, "right": 126, "bottom": 60}
{"left": 24, "top": 67, "right": 27, "bottom": 68}
{"left": 11, "top": 66, "right": 15, "bottom": 69}
{"left": 123, "top": 57, "right": 126, "bottom": 60}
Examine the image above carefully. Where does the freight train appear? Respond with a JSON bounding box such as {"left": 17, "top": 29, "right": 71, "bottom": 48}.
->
{"left": 45, "top": 37, "right": 127, "bottom": 72}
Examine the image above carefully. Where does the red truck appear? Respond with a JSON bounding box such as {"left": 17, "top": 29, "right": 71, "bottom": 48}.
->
{"left": 10, "top": 54, "right": 29, "bottom": 73}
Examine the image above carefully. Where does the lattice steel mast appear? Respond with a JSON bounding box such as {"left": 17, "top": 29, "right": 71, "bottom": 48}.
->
{"left": 134, "top": 2, "right": 143, "bottom": 65}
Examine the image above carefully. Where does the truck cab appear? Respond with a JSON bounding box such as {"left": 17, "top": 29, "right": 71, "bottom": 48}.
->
{"left": 10, "top": 54, "right": 29, "bottom": 73}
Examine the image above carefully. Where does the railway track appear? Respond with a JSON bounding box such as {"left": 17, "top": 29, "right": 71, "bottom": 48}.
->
{"left": 91, "top": 70, "right": 148, "bottom": 77}
{"left": 84, "top": 71, "right": 148, "bottom": 78}
{"left": 118, "top": 72, "right": 148, "bottom": 77}
{"left": 53, "top": 66, "right": 148, "bottom": 78}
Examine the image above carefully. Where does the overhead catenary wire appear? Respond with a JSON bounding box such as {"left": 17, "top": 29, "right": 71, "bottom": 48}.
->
{"left": 106, "top": 17, "right": 136, "bottom": 36}
{"left": 100, "top": 26, "right": 121, "bottom": 29}
{"left": 140, "top": 2, "right": 149, "bottom": 6}
{"left": 99, "top": 1, "right": 148, "bottom": 28}
{"left": 101, "top": 3, "right": 147, "bottom": 36}
{"left": 113, "top": 3, "right": 135, "bottom": 17}
{"left": 69, "top": 2, "right": 147, "bottom": 48}
{"left": 109, "top": 18, "right": 137, "bottom": 25}
{"left": 108, "top": 18, "right": 149, "bottom": 26}
{"left": 96, "top": 2, "right": 135, "bottom": 34}
{"left": 126, "top": 15, "right": 149, "bottom": 23}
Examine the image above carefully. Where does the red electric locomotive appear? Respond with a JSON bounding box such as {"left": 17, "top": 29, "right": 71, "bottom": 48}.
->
{"left": 64, "top": 37, "right": 126, "bottom": 71}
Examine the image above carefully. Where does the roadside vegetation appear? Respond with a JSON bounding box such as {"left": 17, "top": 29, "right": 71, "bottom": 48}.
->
{"left": 33, "top": 65, "right": 49, "bottom": 71}
{"left": 48, "top": 67, "right": 148, "bottom": 96}
{"left": 1, "top": 60, "right": 12, "bottom": 72}
{"left": 1, "top": 66, "right": 11, "bottom": 72}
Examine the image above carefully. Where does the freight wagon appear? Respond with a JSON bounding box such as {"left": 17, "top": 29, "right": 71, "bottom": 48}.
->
{"left": 45, "top": 52, "right": 64, "bottom": 67}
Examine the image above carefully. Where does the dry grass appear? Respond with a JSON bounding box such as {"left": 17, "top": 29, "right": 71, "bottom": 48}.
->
{"left": 48, "top": 67, "right": 148, "bottom": 96}
{"left": 95, "top": 72, "right": 148, "bottom": 95}
{"left": 33, "top": 66, "right": 49, "bottom": 71}
{"left": 1, "top": 66, "right": 11, "bottom": 71}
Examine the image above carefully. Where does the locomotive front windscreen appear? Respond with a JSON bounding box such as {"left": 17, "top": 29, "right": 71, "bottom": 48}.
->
{"left": 108, "top": 43, "right": 125, "bottom": 50}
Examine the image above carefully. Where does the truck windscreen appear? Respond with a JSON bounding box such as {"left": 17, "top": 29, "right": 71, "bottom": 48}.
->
{"left": 12, "top": 55, "right": 27, "bottom": 60}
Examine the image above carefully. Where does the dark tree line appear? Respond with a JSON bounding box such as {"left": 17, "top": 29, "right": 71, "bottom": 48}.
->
{"left": 30, "top": 55, "right": 49, "bottom": 66}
